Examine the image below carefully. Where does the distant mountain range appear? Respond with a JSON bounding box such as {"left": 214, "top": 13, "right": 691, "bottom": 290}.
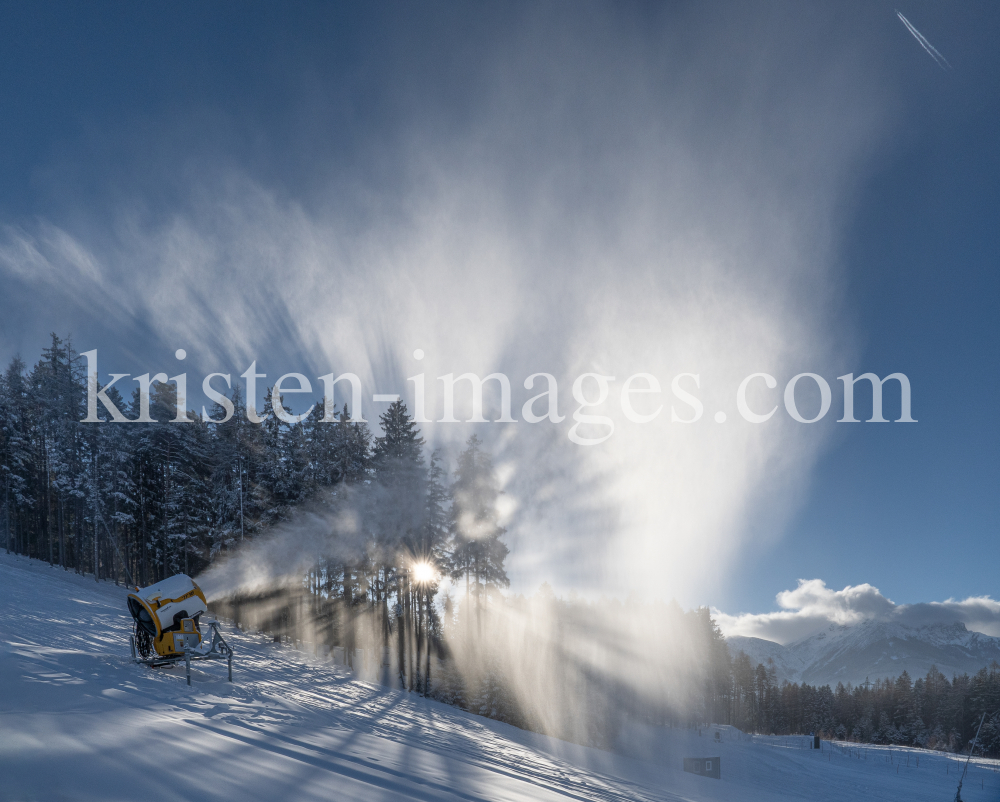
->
{"left": 727, "top": 620, "right": 1000, "bottom": 687}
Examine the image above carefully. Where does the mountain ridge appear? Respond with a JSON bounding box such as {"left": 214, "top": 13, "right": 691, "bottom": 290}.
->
{"left": 727, "top": 619, "right": 1000, "bottom": 687}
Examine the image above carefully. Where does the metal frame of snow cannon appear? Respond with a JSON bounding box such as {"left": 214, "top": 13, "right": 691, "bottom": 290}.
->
{"left": 131, "top": 620, "right": 234, "bottom": 684}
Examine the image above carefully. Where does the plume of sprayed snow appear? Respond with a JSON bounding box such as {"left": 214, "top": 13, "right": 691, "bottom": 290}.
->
{"left": 0, "top": 6, "right": 891, "bottom": 605}
{"left": 439, "top": 590, "right": 714, "bottom": 745}
{"left": 197, "top": 482, "right": 425, "bottom": 601}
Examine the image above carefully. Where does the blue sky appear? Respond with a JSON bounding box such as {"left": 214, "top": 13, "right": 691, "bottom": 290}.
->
{"left": 0, "top": 2, "right": 996, "bottom": 625}
{"left": 753, "top": 6, "right": 999, "bottom": 612}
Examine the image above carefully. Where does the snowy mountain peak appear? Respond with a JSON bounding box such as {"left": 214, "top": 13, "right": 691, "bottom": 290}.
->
{"left": 729, "top": 619, "right": 1000, "bottom": 687}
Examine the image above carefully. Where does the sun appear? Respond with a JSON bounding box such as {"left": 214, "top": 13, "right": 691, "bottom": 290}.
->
{"left": 411, "top": 561, "right": 437, "bottom": 584}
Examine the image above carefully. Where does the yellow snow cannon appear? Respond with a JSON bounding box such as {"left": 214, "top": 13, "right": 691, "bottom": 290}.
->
{"left": 128, "top": 573, "right": 208, "bottom": 658}
{"left": 127, "top": 573, "right": 234, "bottom": 683}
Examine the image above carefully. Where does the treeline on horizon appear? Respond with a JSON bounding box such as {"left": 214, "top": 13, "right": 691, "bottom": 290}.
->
{"left": 720, "top": 651, "right": 1000, "bottom": 757}
{"left": 1, "top": 336, "right": 997, "bottom": 756}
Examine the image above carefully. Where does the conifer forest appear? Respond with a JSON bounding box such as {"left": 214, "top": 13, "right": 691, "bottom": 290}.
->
{"left": 2, "top": 335, "right": 997, "bottom": 756}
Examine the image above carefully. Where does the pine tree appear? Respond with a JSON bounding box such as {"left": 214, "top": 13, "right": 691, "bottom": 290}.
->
{"left": 448, "top": 434, "right": 509, "bottom": 639}
{"left": 415, "top": 449, "right": 449, "bottom": 694}
{"left": 372, "top": 400, "right": 424, "bottom": 477}
{"left": 372, "top": 400, "right": 426, "bottom": 690}
{"left": 1, "top": 357, "right": 32, "bottom": 555}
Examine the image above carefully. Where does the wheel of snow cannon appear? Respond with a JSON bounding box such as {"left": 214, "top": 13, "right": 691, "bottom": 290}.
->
{"left": 133, "top": 623, "right": 154, "bottom": 659}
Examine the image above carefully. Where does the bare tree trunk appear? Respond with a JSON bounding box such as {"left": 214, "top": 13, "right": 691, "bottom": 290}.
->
{"left": 75, "top": 504, "right": 82, "bottom": 575}
{"left": 344, "top": 565, "right": 355, "bottom": 669}
{"left": 162, "top": 449, "right": 171, "bottom": 579}
{"left": 415, "top": 590, "right": 423, "bottom": 694}
{"left": 58, "top": 496, "right": 65, "bottom": 569}
{"left": 44, "top": 447, "right": 53, "bottom": 566}
{"left": 379, "top": 567, "right": 390, "bottom": 685}
{"left": 406, "top": 574, "right": 413, "bottom": 691}
{"left": 140, "top": 488, "right": 149, "bottom": 586}
{"left": 475, "top": 562, "right": 482, "bottom": 640}
{"left": 424, "top": 590, "right": 432, "bottom": 697}
{"left": 4, "top": 475, "right": 10, "bottom": 554}
{"left": 397, "top": 579, "right": 406, "bottom": 688}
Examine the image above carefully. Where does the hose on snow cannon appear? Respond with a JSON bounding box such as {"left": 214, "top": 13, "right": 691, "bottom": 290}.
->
{"left": 127, "top": 574, "right": 234, "bottom": 683}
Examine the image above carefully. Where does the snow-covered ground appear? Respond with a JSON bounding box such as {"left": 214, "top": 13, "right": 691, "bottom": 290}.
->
{"left": 2, "top": 551, "right": 998, "bottom": 802}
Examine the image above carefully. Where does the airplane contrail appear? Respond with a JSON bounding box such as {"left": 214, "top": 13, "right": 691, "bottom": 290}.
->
{"left": 896, "top": 10, "right": 952, "bottom": 70}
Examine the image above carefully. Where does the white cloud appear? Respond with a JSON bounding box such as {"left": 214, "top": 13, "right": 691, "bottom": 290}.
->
{"left": 715, "top": 579, "right": 1000, "bottom": 643}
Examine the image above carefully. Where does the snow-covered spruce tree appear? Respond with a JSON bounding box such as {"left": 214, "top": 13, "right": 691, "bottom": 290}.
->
{"left": 330, "top": 403, "right": 373, "bottom": 485}
{"left": 77, "top": 377, "right": 134, "bottom": 583}
{"left": 372, "top": 399, "right": 427, "bottom": 690}
{"left": 125, "top": 387, "right": 165, "bottom": 583}
{"left": 30, "top": 335, "right": 86, "bottom": 569}
{"left": 372, "top": 399, "right": 425, "bottom": 478}
{"left": 0, "top": 356, "right": 32, "bottom": 556}
{"left": 207, "top": 383, "right": 257, "bottom": 553}
{"left": 159, "top": 386, "right": 214, "bottom": 577}
{"left": 0, "top": 367, "right": 9, "bottom": 554}
{"left": 25, "top": 335, "right": 69, "bottom": 566}
{"left": 411, "top": 448, "right": 449, "bottom": 695}
{"left": 979, "top": 710, "right": 1000, "bottom": 757}
{"left": 256, "top": 386, "right": 307, "bottom": 517}
{"left": 444, "top": 435, "right": 512, "bottom": 718}
{"left": 448, "top": 434, "right": 509, "bottom": 639}
{"left": 731, "top": 650, "right": 755, "bottom": 730}
{"left": 695, "top": 606, "right": 731, "bottom": 725}
{"left": 95, "top": 391, "right": 137, "bottom": 580}
{"left": 432, "top": 593, "right": 466, "bottom": 707}
{"left": 119, "top": 382, "right": 210, "bottom": 582}
{"left": 330, "top": 403, "right": 373, "bottom": 670}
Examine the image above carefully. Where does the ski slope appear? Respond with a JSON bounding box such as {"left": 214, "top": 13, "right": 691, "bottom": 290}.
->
{"left": 1, "top": 551, "right": 998, "bottom": 802}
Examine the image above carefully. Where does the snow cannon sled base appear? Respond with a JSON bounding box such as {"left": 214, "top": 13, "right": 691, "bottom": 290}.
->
{"left": 127, "top": 574, "right": 233, "bottom": 683}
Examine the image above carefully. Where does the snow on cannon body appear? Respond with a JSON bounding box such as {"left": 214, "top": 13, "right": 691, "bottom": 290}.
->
{"left": 127, "top": 574, "right": 234, "bottom": 684}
